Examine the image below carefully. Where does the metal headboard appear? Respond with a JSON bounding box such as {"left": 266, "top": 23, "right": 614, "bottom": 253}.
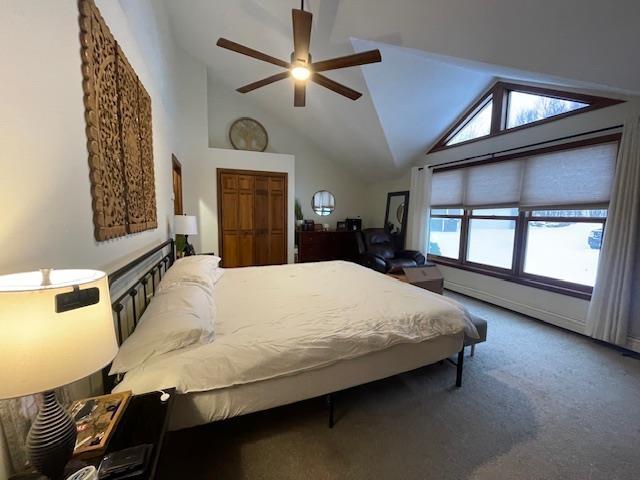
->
{"left": 103, "top": 239, "right": 176, "bottom": 392}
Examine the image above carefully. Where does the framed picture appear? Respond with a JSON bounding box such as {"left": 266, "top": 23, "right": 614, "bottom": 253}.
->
{"left": 336, "top": 221, "right": 346, "bottom": 231}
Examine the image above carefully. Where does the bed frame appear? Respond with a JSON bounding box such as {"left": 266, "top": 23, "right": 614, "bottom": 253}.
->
{"left": 102, "top": 240, "right": 465, "bottom": 428}
{"left": 103, "top": 239, "right": 176, "bottom": 392}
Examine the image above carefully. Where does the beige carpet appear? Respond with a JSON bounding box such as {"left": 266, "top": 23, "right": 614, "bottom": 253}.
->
{"left": 158, "top": 292, "right": 640, "bottom": 480}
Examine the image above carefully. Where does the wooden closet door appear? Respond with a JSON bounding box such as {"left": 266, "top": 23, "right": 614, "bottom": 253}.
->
{"left": 218, "top": 169, "right": 287, "bottom": 267}
{"left": 268, "top": 176, "right": 286, "bottom": 264}
{"left": 237, "top": 175, "right": 254, "bottom": 266}
{"left": 254, "top": 176, "right": 270, "bottom": 266}
{"left": 219, "top": 173, "right": 240, "bottom": 267}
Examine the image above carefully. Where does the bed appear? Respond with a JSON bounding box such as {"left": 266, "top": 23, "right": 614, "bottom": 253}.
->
{"left": 106, "top": 241, "right": 475, "bottom": 431}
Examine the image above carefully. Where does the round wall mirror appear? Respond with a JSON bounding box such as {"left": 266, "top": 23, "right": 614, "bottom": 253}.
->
{"left": 312, "top": 190, "right": 335, "bottom": 216}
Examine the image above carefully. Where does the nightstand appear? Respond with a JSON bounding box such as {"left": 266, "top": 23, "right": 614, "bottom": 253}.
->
{"left": 95, "top": 389, "right": 175, "bottom": 479}
{"left": 12, "top": 390, "right": 175, "bottom": 480}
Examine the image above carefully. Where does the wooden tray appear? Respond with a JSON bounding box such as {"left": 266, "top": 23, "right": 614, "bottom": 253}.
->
{"left": 69, "top": 390, "right": 132, "bottom": 459}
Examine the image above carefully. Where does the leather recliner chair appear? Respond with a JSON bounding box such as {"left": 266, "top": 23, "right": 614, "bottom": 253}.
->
{"left": 357, "top": 228, "right": 426, "bottom": 274}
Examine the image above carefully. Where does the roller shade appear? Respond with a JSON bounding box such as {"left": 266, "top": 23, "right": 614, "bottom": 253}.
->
{"left": 466, "top": 160, "right": 524, "bottom": 207}
{"left": 429, "top": 169, "right": 464, "bottom": 207}
{"left": 431, "top": 140, "right": 618, "bottom": 209}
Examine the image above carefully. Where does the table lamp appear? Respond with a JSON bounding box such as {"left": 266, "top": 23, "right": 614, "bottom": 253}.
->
{"left": 0, "top": 269, "right": 118, "bottom": 479}
{"left": 174, "top": 214, "right": 198, "bottom": 256}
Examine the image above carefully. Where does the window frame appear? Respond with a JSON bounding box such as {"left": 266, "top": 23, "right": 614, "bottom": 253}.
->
{"left": 430, "top": 82, "right": 623, "bottom": 153}
{"left": 428, "top": 209, "right": 607, "bottom": 299}
{"left": 519, "top": 211, "right": 606, "bottom": 289}
{"left": 445, "top": 95, "right": 493, "bottom": 147}
{"left": 428, "top": 209, "right": 464, "bottom": 260}
{"left": 464, "top": 209, "right": 519, "bottom": 272}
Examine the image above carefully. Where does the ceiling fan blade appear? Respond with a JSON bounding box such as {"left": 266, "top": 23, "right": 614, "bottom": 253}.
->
{"left": 237, "top": 72, "right": 291, "bottom": 93}
{"left": 311, "top": 50, "right": 382, "bottom": 72}
{"left": 292, "top": 9, "right": 313, "bottom": 63}
{"left": 217, "top": 38, "right": 290, "bottom": 69}
{"left": 312, "top": 73, "right": 362, "bottom": 100}
{"left": 294, "top": 81, "right": 306, "bottom": 107}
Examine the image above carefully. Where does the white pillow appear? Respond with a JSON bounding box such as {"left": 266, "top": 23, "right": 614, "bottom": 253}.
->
{"left": 158, "top": 255, "right": 222, "bottom": 293}
{"left": 211, "top": 267, "right": 225, "bottom": 284}
{"left": 110, "top": 283, "right": 215, "bottom": 374}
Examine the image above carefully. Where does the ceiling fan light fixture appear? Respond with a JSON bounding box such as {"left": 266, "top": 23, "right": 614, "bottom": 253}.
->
{"left": 216, "top": 5, "right": 381, "bottom": 106}
{"left": 291, "top": 64, "right": 311, "bottom": 81}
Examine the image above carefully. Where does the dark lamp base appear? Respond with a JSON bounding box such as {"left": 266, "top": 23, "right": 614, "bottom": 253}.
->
{"left": 183, "top": 235, "right": 196, "bottom": 256}
{"left": 27, "top": 391, "right": 77, "bottom": 480}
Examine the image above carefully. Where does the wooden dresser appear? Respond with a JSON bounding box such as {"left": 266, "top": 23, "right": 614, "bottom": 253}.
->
{"left": 296, "top": 231, "right": 359, "bottom": 263}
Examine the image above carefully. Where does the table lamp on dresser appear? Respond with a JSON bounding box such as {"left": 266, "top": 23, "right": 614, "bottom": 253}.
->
{"left": 174, "top": 214, "right": 198, "bottom": 256}
{"left": 0, "top": 269, "right": 118, "bottom": 479}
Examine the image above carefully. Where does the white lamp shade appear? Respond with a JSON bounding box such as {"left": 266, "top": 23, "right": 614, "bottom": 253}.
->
{"left": 174, "top": 215, "right": 198, "bottom": 235}
{"left": 0, "top": 270, "right": 118, "bottom": 399}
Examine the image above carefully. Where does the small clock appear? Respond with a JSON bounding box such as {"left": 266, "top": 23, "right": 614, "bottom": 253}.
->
{"left": 229, "top": 117, "right": 268, "bottom": 152}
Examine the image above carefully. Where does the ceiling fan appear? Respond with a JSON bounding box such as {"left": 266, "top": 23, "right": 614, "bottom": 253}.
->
{"left": 216, "top": 1, "right": 382, "bottom": 107}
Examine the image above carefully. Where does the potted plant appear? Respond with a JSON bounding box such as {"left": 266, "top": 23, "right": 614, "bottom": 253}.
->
{"left": 175, "top": 234, "right": 186, "bottom": 258}
{"left": 295, "top": 198, "right": 304, "bottom": 229}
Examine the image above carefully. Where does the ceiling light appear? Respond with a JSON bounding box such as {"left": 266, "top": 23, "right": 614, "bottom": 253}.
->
{"left": 216, "top": 4, "right": 382, "bottom": 106}
{"left": 291, "top": 65, "right": 311, "bottom": 81}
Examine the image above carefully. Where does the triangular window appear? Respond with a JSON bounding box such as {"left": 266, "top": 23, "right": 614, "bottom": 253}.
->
{"left": 506, "top": 91, "right": 588, "bottom": 129}
{"left": 447, "top": 98, "right": 493, "bottom": 146}
{"left": 431, "top": 82, "right": 622, "bottom": 153}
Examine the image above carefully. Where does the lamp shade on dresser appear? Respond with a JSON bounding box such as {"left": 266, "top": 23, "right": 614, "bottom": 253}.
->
{"left": 174, "top": 215, "right": 198, "bottom": 256}
{"left": 174, "top": 214, "right": 198, "bottom": 236}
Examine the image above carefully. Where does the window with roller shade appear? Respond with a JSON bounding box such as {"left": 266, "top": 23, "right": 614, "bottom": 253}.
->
{"left": 427, "top": 135, "right": 619, "bottom": 297}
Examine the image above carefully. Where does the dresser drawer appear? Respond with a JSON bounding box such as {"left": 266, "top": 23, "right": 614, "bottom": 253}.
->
{"left": 298, "top": 232, "right": 329, "bottom": 246}
{"left": 298, "top": 245, "right": 326, "bottom": 262}
{"left": 296, "top": 230, "right": 358, "bottom": 263}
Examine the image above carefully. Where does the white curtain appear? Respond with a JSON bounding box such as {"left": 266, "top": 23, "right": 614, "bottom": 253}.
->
{"left": 586, "top": 115, "right": 640, "bottom": 345}
{"left": 406, "top": 167, "right": 432, "bottom": 252}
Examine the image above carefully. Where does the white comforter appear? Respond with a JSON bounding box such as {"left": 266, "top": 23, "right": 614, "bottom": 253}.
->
{"left": 115, "top": 261, "right": 474, "bottom": 395}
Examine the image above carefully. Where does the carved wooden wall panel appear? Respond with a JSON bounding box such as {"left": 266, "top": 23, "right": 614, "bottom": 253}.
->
{"left": 117, "top": 47, "right": 146, "bottom": 233}
{"left": 79, "top": 0, "right": 127, "bottom": 240}
{"left": 139, "top": 84, "right": 158, "bottom": 229}
{"left": 79, "top": 0, "right": 158, "bottom": 241}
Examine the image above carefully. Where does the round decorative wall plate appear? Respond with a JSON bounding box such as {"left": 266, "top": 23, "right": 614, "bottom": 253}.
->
{"left": 229, "top": 117, "right": 268, "bottom": 152}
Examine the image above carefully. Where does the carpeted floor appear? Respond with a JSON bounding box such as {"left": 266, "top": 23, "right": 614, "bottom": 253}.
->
{"left": 157, "top": 292, "right": 640, "bottom": 480}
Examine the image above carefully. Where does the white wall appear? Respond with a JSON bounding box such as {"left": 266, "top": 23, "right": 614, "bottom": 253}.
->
{"left": 169, "top": 51, "right": 297, "bottom": 260}
{"left": 364, "top": 171, "right": 411, "bottom": 228}
{"left": 184, "top": 148, "right": 295, "bottom": 263}
{"left": 439, "top": 266, "right": 590, "bottom": 330}
{"left": 0, "top": 0, "right": 184, "bottom": 276}
{"left": 207, "top": 74, "right": 369, "bottom": 228}
{"left": 0, "top": 0, "right": 199, "bottom": 474}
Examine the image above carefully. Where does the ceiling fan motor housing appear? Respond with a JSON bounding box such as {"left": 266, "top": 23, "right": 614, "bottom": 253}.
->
{"left": 291, "top": 52, "right": 312, "bottom": 65}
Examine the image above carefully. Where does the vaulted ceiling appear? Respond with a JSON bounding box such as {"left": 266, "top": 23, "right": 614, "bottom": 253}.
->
{"left": 163, "top": 0, "right": 640, "bottom": 182}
